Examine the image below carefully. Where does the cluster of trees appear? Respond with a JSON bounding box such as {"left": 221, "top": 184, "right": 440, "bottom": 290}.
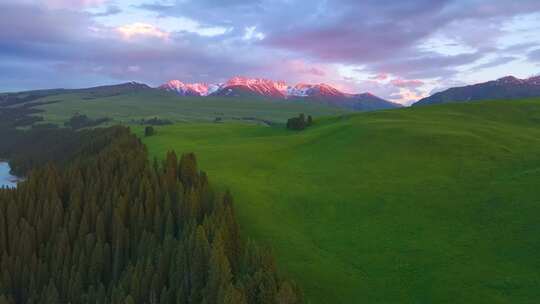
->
{"left": 145, "top": 126, "right": 156, "bottom": 137}
{"left": 135, "top": 117, "right": 172, "bottom": 126}
{"left": 0, "top": 126, "right": 303, "bottom": 304}
{"left": 0, "top": 127, "right": 103, "bottom": 176}
{"left": 286, "top": 114, "right": 313, "bottom": 131}
{"left": 64, "top": 113, "right": 110, "bottom": 130}
{"left": 0, "top": 104, "right": 43, "bottom": 129}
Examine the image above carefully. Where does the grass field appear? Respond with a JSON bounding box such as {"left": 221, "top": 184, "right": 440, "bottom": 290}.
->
{"left": 137, "top": 99, "right": 540, "bottom": 304}
{"left": 31, "top": 90, "right": 349, "bottom": 125}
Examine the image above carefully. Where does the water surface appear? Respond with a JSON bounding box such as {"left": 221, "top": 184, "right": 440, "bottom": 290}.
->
{"left": 0, "top": 162, "right": 18, "bottom": 188}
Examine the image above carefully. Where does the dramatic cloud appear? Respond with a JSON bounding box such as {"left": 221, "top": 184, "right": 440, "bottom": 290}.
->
{"left": 1, "top": 0, "right": 540, "bottom": 104}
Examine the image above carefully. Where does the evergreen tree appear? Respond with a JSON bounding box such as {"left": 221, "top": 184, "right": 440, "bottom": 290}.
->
{"left": 0, "top": 126, "right": 303, "bottom": 304}
{"left": 144, "top": 126, "right": 155, "bottom": 137}
{"left": 204, "top": 234, "right": 232, "bottom": 304}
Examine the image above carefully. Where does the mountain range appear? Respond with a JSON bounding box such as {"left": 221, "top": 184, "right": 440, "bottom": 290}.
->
{"left": 4, "top": 75, "right": 540, "bottom": 112}
{"left": 414, "top": 75, "right": 540, "bottom": 106}
{"left": 159, "top": 76, "right": 403, "bottom": 111}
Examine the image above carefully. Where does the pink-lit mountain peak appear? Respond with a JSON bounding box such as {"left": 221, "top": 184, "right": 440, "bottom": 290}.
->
{"left": 159, "top": 80, "right": 216, "bottom": 96}
{"left": 159, "top": 76, "right": 352, "bottom": 99}
{"left": 224, "top": 76, "right": 289, "bottom": 98}
{"left": 226, "top": 76, "right": 286, "bottom": 87}
{"left": 289, "top": 83, "right": 348, "bottom": 98}
{"left": 158, "top": 76, "right": 402, "bottom": 111}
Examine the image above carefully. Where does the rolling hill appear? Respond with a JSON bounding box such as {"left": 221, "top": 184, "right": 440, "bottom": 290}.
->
{"left": 137, "top": 98, "right": 540, "bottom": 304}
{"left": 415, "top": 75, "right": 540, "bottom": 106}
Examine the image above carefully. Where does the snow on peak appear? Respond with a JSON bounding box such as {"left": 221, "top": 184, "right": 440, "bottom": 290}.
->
{"left": 495, "top": 75, "right": 540, "bottom": 86}
{"left": 224, "top": 76, "right": 288, "bottom": 97}
{"left": 287, "top": 83, "right": 346, "bottom": 98}
{"left": 160, "top": 80, "right": 212, "bottom": 96}
{"left": 159, "top": 78, "right": 348, "bottom": 99}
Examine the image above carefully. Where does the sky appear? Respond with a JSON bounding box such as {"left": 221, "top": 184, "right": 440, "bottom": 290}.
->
{"left": 1, "top": 0, "right": 540, "bottom": 104}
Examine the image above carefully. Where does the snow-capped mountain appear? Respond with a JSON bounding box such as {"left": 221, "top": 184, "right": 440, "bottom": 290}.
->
{"left": 161, "top": 77, "right": 354, "bottom": 99}
{"left": 288, "top": 83, "right": 348, "bottom": 99}
{"left": 158, "top": 76, "right": 402, "bottom": 110}
{"left": 214, "top": 77, "right": 288, "bottom": 98}
{"left": 159, "top": 80, "right": 219, "bottom": 96}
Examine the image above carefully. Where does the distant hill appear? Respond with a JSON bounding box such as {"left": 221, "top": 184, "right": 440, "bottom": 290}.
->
{"left": 160, "top": 76, "right": 402, "bottom": 111}
{"left": 0, "top": 83, "right": 351, "bottom": 126}
{"left": 0, "top": 79, "right": 400, "bottom": 128}
{"left": 0, "top": 82, "right": 152, "bottom": 107}
{"left": 414, "top": 76, "right": 540, "bottom": 106}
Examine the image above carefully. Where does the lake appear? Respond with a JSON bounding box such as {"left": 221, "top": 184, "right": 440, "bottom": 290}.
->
{"left": 0, "top": 162, "right": 18, "bottom": 188}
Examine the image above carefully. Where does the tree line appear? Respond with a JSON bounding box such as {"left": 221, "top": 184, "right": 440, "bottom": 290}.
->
{"left": 0, "top": 127, "right": 109, "bottom": 176}
{"left": 0, "top": 126, "right": 303, "bottom": 304}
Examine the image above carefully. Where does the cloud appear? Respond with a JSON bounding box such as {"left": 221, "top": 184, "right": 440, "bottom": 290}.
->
{"left": 243, "top": 26, "right": 265, "bottom": 41}
{"left": 391, "top": 79, "right": 425, "bottom": 88}
{"left": 283, "top": 60, "right": 327, "bottom": 77}
{"left": 1, "top": 0, "right": 540, "bottom": 100}
{"left": 135, "top": 0, "right": 538, "bottom": 87}
{"left": 127, "top": 65, "right": 141, "bottom": 72}
{"left": 370, "top": 51, "right": 482, "bottom": 79}
{"left": 529, "top": 49, "right": 540, "bottom": 62}
{"left": 472, "top": 56, "right": 518, "bottom": 70}
{"left": 92, "top": 5, "right": 122, "bottom": 17}
{"left": 0, "top": 2, "right": 264, "bottom": 89}
{"left": 44, "top": 0, "right": 107, "bottom": 9}
{"left": 117, "top": 23, "right": 169, "bottom": 40}
{"left": 370, "top": 73, "right": 388, "bottom": 81}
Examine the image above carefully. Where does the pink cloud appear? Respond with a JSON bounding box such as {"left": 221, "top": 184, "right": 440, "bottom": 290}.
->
{"left": 116, "top": 23, "right": 169, "bottom": 40}
{"left": 284, "top": 60, "right": 327, "bottom": 77}
{"left": 391, "top": 79, "right": 424, "bottom": 88}
{"left": 305, "top": 67, "right": 326, "bottom": 76}
{"left": 45, "top": 0, "right": 106, "bottom": 9}
{"left": 370, "top": 73, "right": 389, "bottom": 81}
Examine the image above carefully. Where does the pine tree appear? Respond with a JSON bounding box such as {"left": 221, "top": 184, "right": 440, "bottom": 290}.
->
{"left": 220, "top": 284, "right": 247, "bottom": 304}
{"left": 276, "top": 281, "right": 298, "bottom": 304}
{"left": 190, "top": 226, "right": 210, "bottom": 304}
{"left": 0, "top": 126, "right": 303, "bottom": 304}
{"left": 204, "top": 234, "right": 232, "bottom": 304}
{"left": 179, "top": 153, "right": 199, "bottom": 190}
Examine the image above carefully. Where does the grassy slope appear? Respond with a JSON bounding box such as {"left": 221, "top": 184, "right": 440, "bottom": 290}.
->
{"left": 137, "top": 98, "right": 540, "bottom": 304}
{"left": 32, "top": 90, "right": 348, "bottom": 125}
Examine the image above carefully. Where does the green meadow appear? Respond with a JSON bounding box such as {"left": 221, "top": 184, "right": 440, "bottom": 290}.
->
{"left": 32, "top": 90, "right": 348, "bottom": 125}
{"left": 137, "top": 99, "right": 540, "bottom": 304}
